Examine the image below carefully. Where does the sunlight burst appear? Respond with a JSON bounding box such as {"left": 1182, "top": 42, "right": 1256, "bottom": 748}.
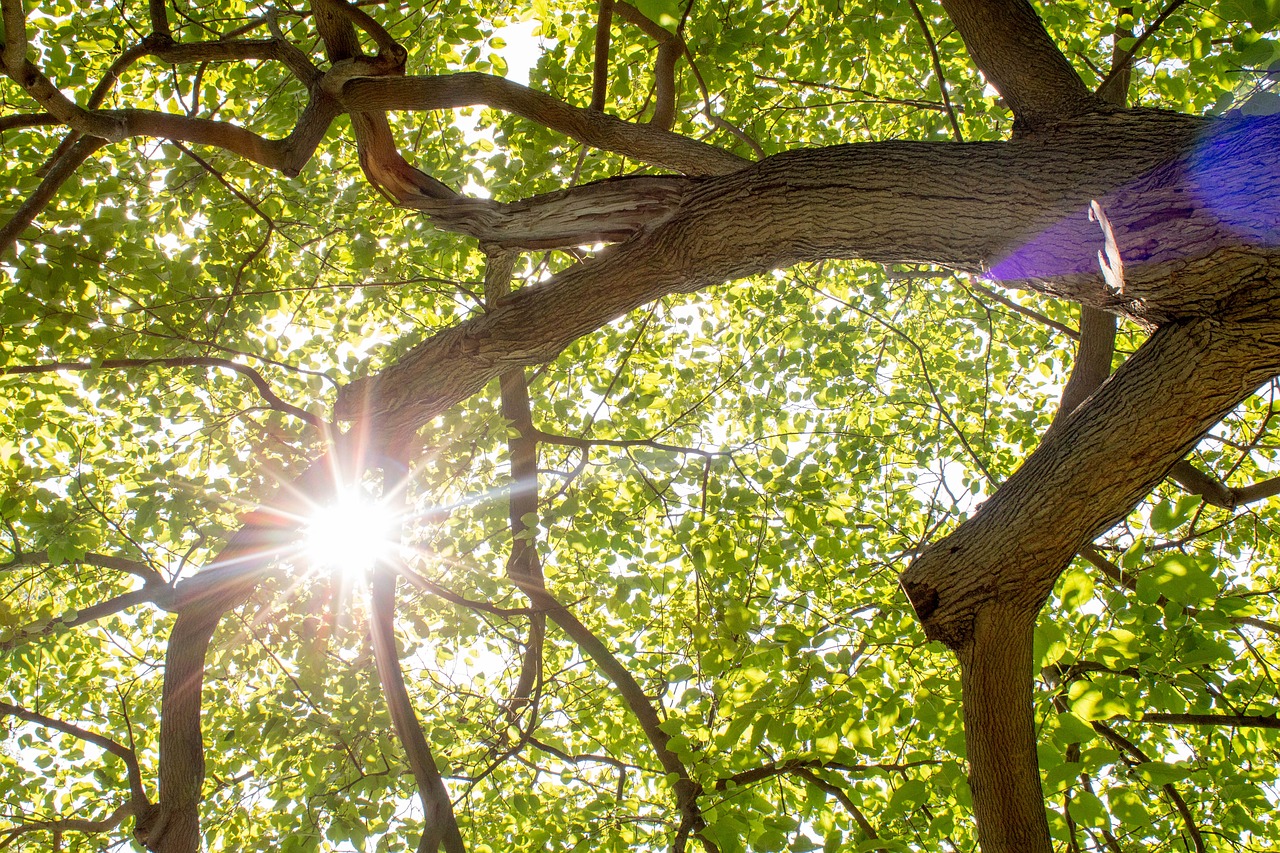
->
{"left": 303, "top": 492, "right": 398, "bottom": 578}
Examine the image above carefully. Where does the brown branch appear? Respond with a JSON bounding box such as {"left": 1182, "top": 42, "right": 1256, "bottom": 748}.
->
{"left": 0, "top": 112, "right": 57, "bottom": 131}
{"left": 369, "top": 569, "right": 466, "bottom": 853}
{"left": 1047, "top": 6, "right": 1132, "bottom": 429}
{"left": 964, "top": 281, "right": 1079, "bottom": 340}
{"left": 485, "top": 249, "right": 547, "bottom": 723}
{"left": 0, "top": 803, "right": 134, "bottom": 850}
{"left": 0, "top": 134, "right": 107, "bottom": 255}
{"left": 518, "top": 582, "right": 710, "bottom": 851}
{"left": 904, "top": 313, "right": 1280, "bottom": 647}
{"left": 715, "top": 758, "right": 939, "bottom": 789}
{"left": 939, "top": 0, "right": 1103, "bottom": 131}
{"left": 340, "top": 74, "right": 747, "bottom": 176}
{"left": 754, "top": 75, "right": 949, "bottom": 111}
{"left": 614, "top": 1, "right": 681, "bottom": 130}
{"left": 142, "top": 458, "right": 336, "bottom": 853}
{"left": 1, "top": 0, "right": 27, "bottom": 72}
{"left": 1096, "top": 0, "right": 1190, "bottom": 103}
{"left": 336, "top": 111, "right": 1258, "bottom": 445}
{"left": 1090, "top": 721, "right": 1205, "bottom": 853}
{"left": 1112, "top": 712, "right": 1280, "bottom": 728}
{"left": 0, "top": 357, "right": 328, "bottom": 429}
{"left": 0, "top": 701, "right": 148, "bottom": 806}
{"left": 398, "top": 565, "right": 537, "bottom": 617}
{"left": 592, "top": 0, "right": 615, "bottom": 112}
{"left": 906, "top": 0, "right": 963, "bottom": 141}
{"left": 1050, "top": 306, "right": 1117, "bottom": 429}
{"left": 0, "top": 548, "right": 166, "bottom": 585}
{"left": 1166, "top": 460, "right": 1280, "bottom": 509}
{"left": 1, "top": 45, "right": 128, "bottom": 140}
{"left": 406, "top": 175, "right": 692, "bottom": 250}
{"left": 0, "top": 588, "right": 166, "bottom": 653}
{"left": 1082, "top": 546, "right": 1280, "bottom": 638}
{"left": 148, "top": 0, "right": 171, "bottom": 40}
{"left": 316, "top": 0, "right": 406, "bottom": 63}
{"left": 790, "top": 768, "right": 887, "bottom": 851}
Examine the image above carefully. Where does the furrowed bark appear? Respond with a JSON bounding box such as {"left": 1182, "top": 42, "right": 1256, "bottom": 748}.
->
{"left": 337, "top": 111, "right": 1280, "bottom": 445}
{"left": 957, "top": 610, "right": 1051, "bottom": 853}
{"left": 902, "top": 313, "right": 1280, "bottom": 648}
{"left": 939, "top": 0, "right": 1104, "bottom": 130}
{"left": 901, "top": 312, "right": 1280, "bottom": 852}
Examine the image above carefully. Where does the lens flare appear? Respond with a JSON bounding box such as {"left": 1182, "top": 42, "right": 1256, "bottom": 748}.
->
{"left": 303, "top": 492, "right": 397, "bottom": 577}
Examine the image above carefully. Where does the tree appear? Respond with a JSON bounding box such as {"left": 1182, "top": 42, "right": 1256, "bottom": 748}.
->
{"left": 2, "top": 0, "right": 1279, "bottom": 850}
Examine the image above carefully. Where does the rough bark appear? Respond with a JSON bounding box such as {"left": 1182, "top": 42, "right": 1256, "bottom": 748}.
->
{"left": 902, "top": 312, "right": 1280, "bottom": 645}
{"left": 337, "top": 111, "right": 1280, "bottom": 444}
{"left": 940, "top": 0, "right": 1104, "bottom": 131}
{"left": 958, "top": 610, "right": 1050, "bottom": 853}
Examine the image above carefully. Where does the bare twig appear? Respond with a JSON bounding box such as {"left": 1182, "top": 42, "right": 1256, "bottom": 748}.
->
{"left": 907, "top": 0, "right": 963, "bottom": 141}
{"left": 0, "top": 357, "right": 328, "bottom": 429}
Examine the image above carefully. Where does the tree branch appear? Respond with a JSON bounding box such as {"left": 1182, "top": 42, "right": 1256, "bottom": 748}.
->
{"left": 340, "top": 73, "right": 748, "bottom": 176}
{"left": 338, "top": 109, "right": 1263, "bottom": 445}
{"left": 0, "top": 135, "right": 107, "bottom": 255}
{"left": 369, "top": 569, "right": 466, "bottom": 853}
{"left": 0, "top": 589, "right": 167, "bottom": 653}
{"left": 1090, "top": 721, "right": 1205, "bottom": 853}
{"left": 1112, "top": 712, "right": 1280, "bottom": 728}
{"left": 0, "top": 701, "right": 148, "bottom": 806}
{"left": 0, "top": 548, "right": 166, "bottom": 585}
{"left": 485, "top": 249, "right": 548, "bottom": 724}
{"left": 613, "top": 1, "right": 682, "bottom": 130}
{"left": 1166, "top": 460, "right": 1280, "bottom": 509}
{"left": 0, "top": 357, "right": 328, "bottom": 429}
{"left": 1096, "top": 0, "right": 1190, "bottom": 103}
{"left": 0, "top": 803, "right": 134, "bottom": 850}
{"left": 592, "top": 0, "right": 615, "bottom": 112}
{"left": 907, "top": 0, "right": 963, "bottom": 141}
{"left": 903, "top": 314, "right": 1280, "bottom": 647}
{"left": 939, "top": 0, "right": 1104, "bottom": 131}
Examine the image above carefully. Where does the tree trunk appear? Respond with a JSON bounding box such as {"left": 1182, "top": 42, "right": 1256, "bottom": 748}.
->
{"left": 959, "top": 609, "right": 1051, "bottom": 853}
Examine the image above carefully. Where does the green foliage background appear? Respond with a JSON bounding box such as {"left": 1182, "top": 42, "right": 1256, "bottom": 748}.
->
{"left": 2, "top": 0, "right": 1280, "bottom": 850}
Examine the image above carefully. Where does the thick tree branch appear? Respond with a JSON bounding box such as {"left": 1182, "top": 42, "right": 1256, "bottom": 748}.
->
{"left": 336, "top": 111, "right": 1280, "bottom": 446}
{"left": 140, "top": 458, "right": 336, "bottom": 853}
{"left": 613, "top": 1, "right": 682, "bottom": 130}
{"left": 1051, "top": 306, "right": 1117, "bottom": 426}
{"left": 903, "top": 314, "right": 1280, "bottom": 648}
{"left": 407, "top": 175, "right": 693, "bottom": 249}
{"left": 956, "top": 611, "right": 1050, "bottom": 852}
{"left": 1049, "top": 6, "right": 1133, "bottom": 427}
{"left": 592, "top": 0, "right": 615, "bottom": 112}
{"left": 485, "top": 249, "right": 547, "bottom": 722}
{"left": 939, "top": 0, "right": 1104, "bottom": 131}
